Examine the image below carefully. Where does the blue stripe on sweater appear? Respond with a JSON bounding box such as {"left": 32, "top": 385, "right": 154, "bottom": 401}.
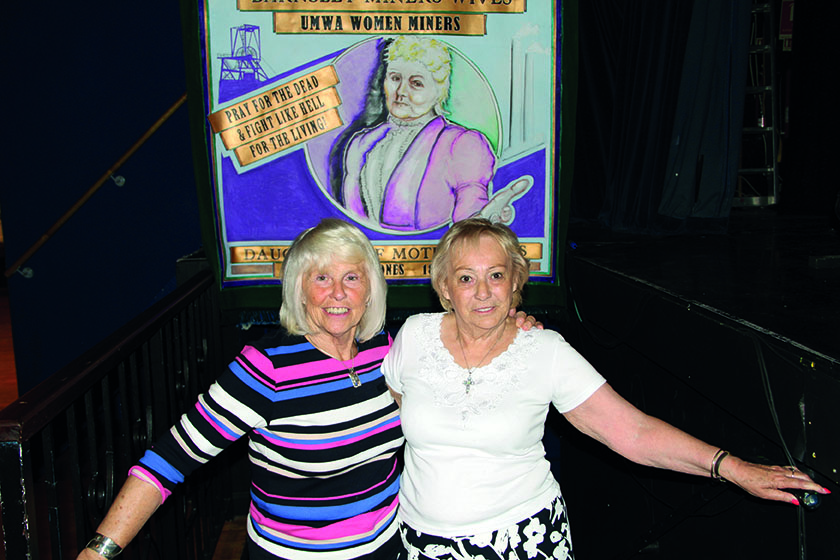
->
{"left": 230, "top": 360, "right": 385, "bottom": 402}
{"left": 265, "top": 340, "right": 314, "bottom": 356}
{"left": 251, "top": 477, "right": 399, "bottom": 521}
{"left": 250, "top": 506, "right": 395, "bottom": 549}
{"left": 256, "top": 415, "right": 397, "bottom": 446}
{"left": 138, "top": 450, "right": 185, "bottom": 484}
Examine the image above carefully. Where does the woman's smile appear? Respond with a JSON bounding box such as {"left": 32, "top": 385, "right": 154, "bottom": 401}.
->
{"left": 441, "top": 235, "right": 516, "bottom": 337}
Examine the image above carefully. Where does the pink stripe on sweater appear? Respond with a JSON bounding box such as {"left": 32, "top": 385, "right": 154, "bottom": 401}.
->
{"left": 240, "top": 348, "right": 356, "bottom": 385}
{"left": 266, "top": 355, "right": 354, "bottom": 382}
{"left": 279, "top": 372, "right": 353, "bottom": 390}
{"left": 257, "top": 361, "right": 383, "bottom": 391}
{"left": 195, "top": 401, "right": 237, "bottom": 441}
{"left": 356, "top": 344, "right": 390, "bottom": 363}
{"left": 239, "top": 340, "right": 391, "bottom": 384}
{"left": 241, "top": 344, "right": 340, "bottom": 383}
{"left": 259, "top": 418, "right": 400, "bottom": 450}
{"left": 240, "top": 345, "right": 275, "bottom": 374}
{"left": 129, "top": 466, "right": 172, "bottom": 502}
{"left": 253, "top": 458, "right": 398, "bottom": 501}
{"left": 248, "top": 498, "right": 397, "bottom": 542}
{"left": 236, "top": 348, "right": 277, "bottom": 390}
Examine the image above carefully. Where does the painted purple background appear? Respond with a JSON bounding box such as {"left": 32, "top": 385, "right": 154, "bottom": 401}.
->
{"left": 217, "top": 37, "right": 546, "bottom": 242}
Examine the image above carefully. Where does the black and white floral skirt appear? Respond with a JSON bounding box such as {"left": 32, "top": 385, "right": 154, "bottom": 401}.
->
{"left": 400, "top": 494, "right": 573, "bottom": 560}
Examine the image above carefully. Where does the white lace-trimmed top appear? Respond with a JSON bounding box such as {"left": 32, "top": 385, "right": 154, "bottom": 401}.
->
{"left": 417, "top": 311, "right": 527, "bottom": 424}
{"left": 383, "top": 313, "right": 606, "bottom": 536}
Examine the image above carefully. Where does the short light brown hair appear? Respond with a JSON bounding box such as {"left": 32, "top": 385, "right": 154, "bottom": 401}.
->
{"left": 279, "top": 219, "right": 387, "bottom": 342}
{"left": 430, "top": 218, "right": 529, "bottom": 312}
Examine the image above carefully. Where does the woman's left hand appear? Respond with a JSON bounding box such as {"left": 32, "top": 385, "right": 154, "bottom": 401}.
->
{"left": 510, "top": 309, "right": 543, "bottom": 330}
{"left": 720, "top": 456, "right": 830, "bottom": 505}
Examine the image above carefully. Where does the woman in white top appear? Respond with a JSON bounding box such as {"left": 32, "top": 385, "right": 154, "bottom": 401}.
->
{"left": 382, "top": 218, "right": 828, "bottom": 560}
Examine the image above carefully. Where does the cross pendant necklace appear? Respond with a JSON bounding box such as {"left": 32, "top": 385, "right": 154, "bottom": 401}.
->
{"left": 456, "top": 324, "right": 507, "bottom": 395}
{"left": 463, "top": 373, "right": 476, "bottom": 394}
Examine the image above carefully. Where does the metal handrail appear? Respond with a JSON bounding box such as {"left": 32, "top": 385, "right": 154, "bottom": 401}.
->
{"left": 0, "top": 269, "right": 237, "bottom": 559}
{"left": 0, "top": 266, "right": 210, "bottom": 439}
{"left": 4, "top": 93, "right": 188, "bottom": 279}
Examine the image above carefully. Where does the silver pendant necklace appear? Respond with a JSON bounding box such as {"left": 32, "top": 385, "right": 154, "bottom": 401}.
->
{"left": 456, "top": 324, "right": 507, "bottom": 394}
{"left": 338, "top": 345, "right": 361, "bottom": 388}
{"left": 308, "top": 336, "right": 361, "bottom": 388}
{"left": 347, "top": 368, "right": 362, "bottom": 388}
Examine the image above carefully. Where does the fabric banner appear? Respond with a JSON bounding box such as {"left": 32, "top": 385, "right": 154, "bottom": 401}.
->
{"left": 196, "top": 1, "right": 560, "bottom": 286}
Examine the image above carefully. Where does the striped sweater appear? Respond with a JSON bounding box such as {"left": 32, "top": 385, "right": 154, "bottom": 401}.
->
{"left": 130, "top": 330, "right": 404, "bottom": 559}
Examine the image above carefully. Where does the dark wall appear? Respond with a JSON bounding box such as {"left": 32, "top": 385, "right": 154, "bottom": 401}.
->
{"left": 561, "top": 256, "right": 839, "bottom": 559}
{"left": 1, "top": 5, "right": 202, "bottom": 393}
{"left": 778, "top": 1, "right": 838, "bottom": 217}
{"left": 570, "top": 0, "right": 837, "bottom": 231}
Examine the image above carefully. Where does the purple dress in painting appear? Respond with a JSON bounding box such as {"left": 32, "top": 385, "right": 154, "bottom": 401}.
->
{"left": 341, "top": 116, "right": 496, "bottom": 231}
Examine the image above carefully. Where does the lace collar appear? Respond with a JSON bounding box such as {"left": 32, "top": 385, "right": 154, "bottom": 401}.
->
{"left": 416, "top": 313, "right": 532, "bottom": 424}
{"left": 387, "top": 112, "right": 436, "bottom": 129}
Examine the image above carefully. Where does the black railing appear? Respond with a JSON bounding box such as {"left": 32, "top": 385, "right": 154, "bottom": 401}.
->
{"left": 3, "top": 93, "right": 187, "bottom": 279}
{"left": 0, "top": 269, "right": 238, "bottom": 559}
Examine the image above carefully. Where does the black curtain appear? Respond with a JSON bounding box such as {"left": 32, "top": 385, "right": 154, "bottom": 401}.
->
{"left": 781, "top": 1, "right": 839, "bottom": 222}
{"left": 571, "top": 0, "right": 751, "bottom": 234}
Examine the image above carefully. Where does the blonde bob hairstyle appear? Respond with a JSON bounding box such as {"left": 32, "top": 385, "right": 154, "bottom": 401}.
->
{"left": 430, "top": 218, "right": 530, "bottom": 312}
{"left": 279, "top": 219, "right": 387, "bottom": 342}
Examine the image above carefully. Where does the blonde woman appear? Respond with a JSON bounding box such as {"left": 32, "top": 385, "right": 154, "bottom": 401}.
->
{"left": 80, "top": 220, "right": 404, "bottom": 560}
{"left": 383, "top": 218, "right": 829, "bottom": 560}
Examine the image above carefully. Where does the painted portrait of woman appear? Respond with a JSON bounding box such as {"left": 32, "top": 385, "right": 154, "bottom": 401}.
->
{"left": 326, "top": 36, "right": 530, "bottom": 233}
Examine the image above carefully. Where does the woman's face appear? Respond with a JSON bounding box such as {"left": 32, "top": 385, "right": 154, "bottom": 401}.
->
{"left": 384, "top": 60, "right": 442, "bottom": 120}
{"left": 302, "top": 259, "right": 370, "bottom": 343}
{"left": 441, "top": 235, "right": 517, "bottom": 334}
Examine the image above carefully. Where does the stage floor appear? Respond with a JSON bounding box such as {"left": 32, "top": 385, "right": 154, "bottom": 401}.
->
{"left": 566, "top": 207, "right": 840, "bottom": 366}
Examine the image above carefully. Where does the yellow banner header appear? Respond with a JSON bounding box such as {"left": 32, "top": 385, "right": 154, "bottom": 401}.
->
{"left": 275, "top": 11, "right": 486, "bottom": 34}
{"left": 239, "top": 0, "right": 526, "bottom": 14}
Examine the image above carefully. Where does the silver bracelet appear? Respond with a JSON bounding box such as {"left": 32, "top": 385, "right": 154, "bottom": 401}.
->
{"left": 86, "top": 533, "right": 123, "bottom": 559}
{"left": 711, "top": 449, "right": 730, "bottom": 480}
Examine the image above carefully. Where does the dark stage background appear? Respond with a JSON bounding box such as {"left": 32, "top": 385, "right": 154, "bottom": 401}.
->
{"left": 556, "top": 1, "right": 839, "bottom": 558}
{"left": 1, "top": 0, "right": 836, "bottom": 558}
